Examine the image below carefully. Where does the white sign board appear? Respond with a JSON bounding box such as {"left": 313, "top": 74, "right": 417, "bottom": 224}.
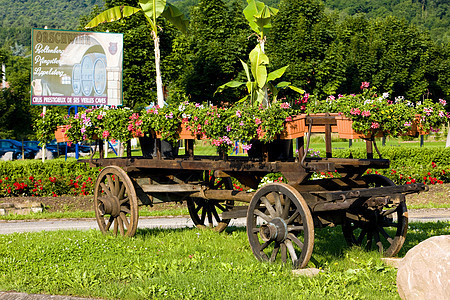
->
{"left": 31, "top": 28, "right": 123, "bottom": 106}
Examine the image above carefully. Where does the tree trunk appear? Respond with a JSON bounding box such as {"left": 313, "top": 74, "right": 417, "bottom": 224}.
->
{"left": 153, "top": 34, "right": 165, "bottom": 107}
{"left": 446, "top": 122, "right": 450, "bottom": 147}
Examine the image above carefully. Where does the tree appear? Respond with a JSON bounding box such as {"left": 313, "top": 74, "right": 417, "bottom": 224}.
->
{"left": 85, "top": 0, "right": 188, "bottom": 107}
{"left": 174, "top": 0, "right": 254, "bottom": 104}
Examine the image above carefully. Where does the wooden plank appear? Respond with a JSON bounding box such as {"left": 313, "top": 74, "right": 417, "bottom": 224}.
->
{"left": 140, "top": 184, "right": 202, "bottom": 193}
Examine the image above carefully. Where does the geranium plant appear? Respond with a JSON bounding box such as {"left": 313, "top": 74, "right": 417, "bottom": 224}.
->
{"left": 415, "top": 98, "right": 449, "bottom": 132}
{"left": 34, "top": 108, "right": 63, "bottom": 146}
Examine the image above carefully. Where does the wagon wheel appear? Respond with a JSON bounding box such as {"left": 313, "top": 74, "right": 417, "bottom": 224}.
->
{"left": 342, "top": 174, "right": 408, "bottom": 257}
{"left": 187, "top": 171, "right": 234, "bottom": 232}
{"left": 94, "top": 166, "right": 138, "bottom": 237}
{"left": 247, "top": 183, "right": 314, "bottom": 269}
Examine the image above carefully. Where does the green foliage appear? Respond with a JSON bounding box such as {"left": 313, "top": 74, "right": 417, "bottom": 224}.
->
{"left": 0, "top": 223, "right": 448, "bottom": 298}
{"left": 0, "top": 0, "right": 105, "bottom": 48}
{"left": 0, "top": 159, "right": 98, "bottom": 197}
{"left": 33, "top": 108, "right": 63, "bottom": 146}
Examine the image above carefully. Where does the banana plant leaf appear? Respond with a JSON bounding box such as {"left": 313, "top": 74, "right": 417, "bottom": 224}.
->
{"left": 267, "top": 66, "right": 288, "bottom": 82}
{"left": 249, "top": 45, "right": 269, "bottom": 88}
{"left": 139, "top": 0, "right": 166, "bottom": 21}
{"left": 161, "top": 3, "right": 188, "bottom": 34}
{"left": 84, "top": 6, "right": 141, "bottom": 29}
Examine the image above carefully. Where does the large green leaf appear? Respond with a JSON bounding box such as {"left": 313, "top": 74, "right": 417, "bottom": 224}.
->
{"left": 249, "top": 45, "right": 269, "bottom": 88}
{"left": 267, "top": 66, "right": 288, "bottom": 82}
{"left": 240, "top": 59, "right": 252, "bottom": 82}
{"left": 254, "top": 5, "right": 278, "bottom": 32}
{"left": 139, "top": 0, "right": 166, "bottom": 20}
{"left": 84, "top": 6, "right": 141, "bottom": 29}
{"left": 243, "top": 0, "right": 266, "bottom": 34}
{"left": 161, "top": 3, "right": 188, "bottom": 34}
{"left": 215, "top": 81, "right": 245, "bottom": 95}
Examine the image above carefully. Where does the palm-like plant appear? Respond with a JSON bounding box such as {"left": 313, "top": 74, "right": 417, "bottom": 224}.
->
{"left": 85, "top": 0, "right": 188, "bottom": 107}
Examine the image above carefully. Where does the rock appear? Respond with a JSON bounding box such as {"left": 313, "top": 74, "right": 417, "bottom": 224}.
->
{"left": 397, "top": 235, "right": 450, "bottom": 300}
{"left": 34, "top": 149, "right": 54, "bottom": 159}
{"left": 1, "top": 152, "right": 14, "bottom": 161}
{"left": 292, "top": 268, "right": 323, "bottom": 277}
{"left": 381, "top": 257, "right": 403, "bottom": 268}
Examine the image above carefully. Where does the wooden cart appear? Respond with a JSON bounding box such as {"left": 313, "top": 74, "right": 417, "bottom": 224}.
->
{"left": 80, "top": 115, "right": 427, "bottom": 269}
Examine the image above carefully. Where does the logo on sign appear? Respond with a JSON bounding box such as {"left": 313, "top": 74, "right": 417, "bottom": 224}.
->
{"left": 109, "top": 42, "right": 117, "bottom": 55}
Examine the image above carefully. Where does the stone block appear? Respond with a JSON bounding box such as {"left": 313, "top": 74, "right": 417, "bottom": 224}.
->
{"left": 397, "top": 235, "right": 450, "bottom": 300}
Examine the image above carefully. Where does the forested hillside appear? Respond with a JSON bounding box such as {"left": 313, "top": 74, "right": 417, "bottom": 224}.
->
{"left": 0, "top": 0, "right": 104, "bottom": 48}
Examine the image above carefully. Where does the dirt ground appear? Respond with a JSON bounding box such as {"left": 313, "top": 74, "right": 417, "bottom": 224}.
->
{"left": 0, "top": 183, "right": 449, "bottom": 214}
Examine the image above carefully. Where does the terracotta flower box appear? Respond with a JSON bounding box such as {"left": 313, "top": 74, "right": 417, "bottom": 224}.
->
{"left": 335, "top": 116, "right": 383, "bottom": 139}
{"left": 279, "top": 115, "right": 307, "bottom": 139}
{"left": 54, "top": 125, "right": 70, "bottom": 142}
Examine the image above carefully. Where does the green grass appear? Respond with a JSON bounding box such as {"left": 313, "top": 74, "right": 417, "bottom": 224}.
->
{"left": 0, "top": 206, "right": 190, "bottom": 221}
{"left": 0, "top": 221, "right": 448, "bottom": 299}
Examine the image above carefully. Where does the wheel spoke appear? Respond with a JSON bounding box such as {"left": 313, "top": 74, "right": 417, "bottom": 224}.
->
{"left": 285, "top": 239, "right": 298, "bottom": 263}
{"left": 113, "top": 219, "right": 118, "bottom": 236}
{"left": 121, "top": 207, "right": 130, "bottom": 214}
{"left": 270, "top": 243, "right": 280, "bottom": 262}
{"left": 207, "top": 207, "right": 214, "bottom": 227}
{"left": 373, "top": 231, "right": 384, "bottom": 252}
{"left": 381, "top": 207, "right": 397, "bottom": 217}
{"left": 282, "top": 197, "right": 291, "bottom": 219}
{"left": 356, "top": 228, "right": 367, "bottom": 245}
{"left": 260, "top": 240, "right": 271, "bottom": 251}
{"left": 195, "top": 200, "right": 204, "bottom": 214}
{"left": 120, "top": 212, "right": 129, "bottom": 229}
{"left": 200, "top": 206, "right": 207, "bottom": 223}
{"left": 365, "top": 230, "right": 373, "bottom": 249}
{"left": 280, "top": 243, "right": 287, "bottom": 263}
{"left": 211, "top": 206, "right": 221, "bottom": 223}
{"left": 288, "top": 225, "right": 304, "bottom": 232}
{"left": 261, "top": 196, "right": 277, "bottom": 218}
{"left": 274, "top": 192, "right": 283, "bottom": 217}
{"left": 118, "top": 217, "right": 125, "bottom": 236}
{"left": 113, "top": 176, "right": 120, "bottom": 196}
{"left": 286, "top": 210, "right": 300, "bottom": 225}
{"left": 100, "top": 182, "right": 112, "bottom": 198}
{"left": 288, "top": 233, "right": 304, "bottom": 249}
{"left": 118, "top": 183, "right": 126, "bottom": 199}
{"left": 119, "top": 197, "right": 129, "bottom": 205}
{"left": 105, "top": 216, "right": 114, "bottom": 231}
{"left": 378, "top": 226, "right": 394, "bottom": 244}
{"left": 253, "top": 209, "right": 271, "bottom": 223}
{"left": 215, "top": 203, "right": 226, "bottom": 212}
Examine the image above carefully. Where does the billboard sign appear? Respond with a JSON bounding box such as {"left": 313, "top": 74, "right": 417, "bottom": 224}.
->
{"left": 31, "top": 28, "right": 123, "bottom": 106}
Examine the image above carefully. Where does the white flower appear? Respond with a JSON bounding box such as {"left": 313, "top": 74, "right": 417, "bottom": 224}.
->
{"left": 382, "top": 92, "right": 389, "bottom": 99}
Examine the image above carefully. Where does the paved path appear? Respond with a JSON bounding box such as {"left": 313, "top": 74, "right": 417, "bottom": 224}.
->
{"left": 0, "top": 209, "right": 449, "bottom": 235}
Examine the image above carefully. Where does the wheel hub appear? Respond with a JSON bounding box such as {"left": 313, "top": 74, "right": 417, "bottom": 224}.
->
{"left": 99, "top": 196, "right": 121, "bottom": 217}
{"left": 259, "top": 217, "right": 288, "bottom": 243}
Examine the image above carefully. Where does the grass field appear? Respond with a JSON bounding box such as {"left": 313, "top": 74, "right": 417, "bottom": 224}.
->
{"left": 0, "top": 221, "right": 448, "bottom": 299}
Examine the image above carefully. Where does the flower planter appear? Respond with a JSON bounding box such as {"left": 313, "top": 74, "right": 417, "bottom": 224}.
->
{"left": 54, "top": 125, "right": 70, "bottom": 142}
{"left": 403, "top": 114, "right": 429, "bottom": 137}
{"left": 336, "top": 116, "right": 383, "bottom": 139}
{"left": 309, "top": 113, "right": 339, "bottom": 133}
{"left": 279, "top": 115, "right": 306, "bottom": 139}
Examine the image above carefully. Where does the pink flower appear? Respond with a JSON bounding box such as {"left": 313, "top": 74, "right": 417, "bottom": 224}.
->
{"left": 371, "top": 122, "right": 380, "bottom": 129}
{"left": 239, "top": 121, "right": 244, "bottom": 126}
{"left": 226, "top": 125, "right": 231, "bottom": 132}
{"left": 285, "top": 116, "right": 292, "bottom": 122}
{"left": 255, "top": 118, "right": 262, "bottom": 125}
{"left": 80, "top": 127, "right": 86, "bottom": 134}
{"left": 280, "top": 102, "right": 290, "bottom": 109}
{"left": 135, "top": 120, "right": 143, "bottom": 126}
{"left": 102, "top": 130, "right": 110, "bottom": 138}
{"left": 361, "top": 110, "right": 371, "bottom": 117}
{"left": 127, "top": 124, "right": 134, "bottom": 131}
{"left": 236, "top": 110, "right": 242, "bottom": 118}
{"left": 404, "top": 121, "right": 412, "bottom": 127}
{"left": 242, "top": 144, "right": 252, "bottom": 151}
{"left": 350, "top": 108, "right": 361, "bottom": 115}
{"left": 439, "top": 111, "right": 445, "bottom": 118}
{"left": 439, "top": 99, "right": 447, "bottom": 106}
{"left": 360, "top": 82, "right": 370, "bottom": 89}
{"left": 97, "top": 114, "right": 103, "bottom": 120}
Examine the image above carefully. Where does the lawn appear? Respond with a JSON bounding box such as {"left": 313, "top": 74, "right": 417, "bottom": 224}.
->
{"left": 0, "top": 221, "right": 448, "bottom": 299}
